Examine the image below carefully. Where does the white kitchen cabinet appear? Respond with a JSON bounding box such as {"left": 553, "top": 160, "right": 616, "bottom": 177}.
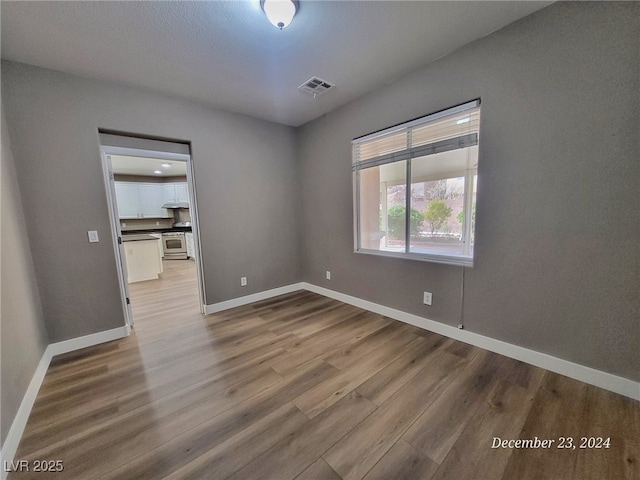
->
{"left": 148, "top": 233, "right": 164, "bottom": 260}
{"left": 114, "top": 182, "right": 142, "bottom": 219}
{"left": 138, "top": 184, "right": 165, "bottom": 218}
{"left": 175, "top": 183, "right": 189, "bottom": 203}
{"left": 162, "top": 182, "right": 189, "bottom": 204}
{"left": 162, "top": 183, "right": 176, "bottom": 204}
{"left": 115, "top": 182, "right": 167, "bottom": 219}
{"left": 185, "top": 232, "right": 195, "bottom": 259}
{"left": 123, "top": 238, "right": 163, "bottom": 283}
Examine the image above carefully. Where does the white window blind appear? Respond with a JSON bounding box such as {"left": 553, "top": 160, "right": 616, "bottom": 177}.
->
{"left": 353, "top": 100, "right": 480, "bottom": 169}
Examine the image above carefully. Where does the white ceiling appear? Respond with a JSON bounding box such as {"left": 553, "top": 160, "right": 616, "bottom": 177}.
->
{"left": 110, "top": 155, "right": 187, "bottom": 177}
{"left": 1, "top": 1, "right": 552, "bottom": 127}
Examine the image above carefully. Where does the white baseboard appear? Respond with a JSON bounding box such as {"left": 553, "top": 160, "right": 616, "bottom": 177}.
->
{"left": 204, "top": 283, "right": 306, "bottom": 314}
{"left": 0, "top": 349, "right": 51, "bottom": 480}
{"left": 0, "top": 326, "right": 129, "bottom": 479}
{"left": 47, "top": 326, "right": 129, "bottom": 357}
{"left": 301, "top": 282, "right": 640, "bottom": 401}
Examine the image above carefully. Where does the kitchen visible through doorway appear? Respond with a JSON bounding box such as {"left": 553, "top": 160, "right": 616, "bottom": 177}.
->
{"left": 99, "top": 134, "right": 205, "bottom": 332}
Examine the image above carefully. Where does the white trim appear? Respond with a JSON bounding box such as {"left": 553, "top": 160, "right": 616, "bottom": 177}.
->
{"left": 0, "top": 349, "right": 51, "bottom": 480}
{"left": 100, "top": 147, "right": 134, "bottom": 329}
{"left": 98, "top": 146, "right": 190, "bottom": 162}
{"left": 354, "top": 248, "right": 474, "bottom": 267}
{"left": 47, "top": 326, "right": 129, "bottom": 357}
{"left": 204, "top": 283, "right": 306, "bottom": 314}
{"left": 182, "top": 148, "right": 207, "bottom": 315}
{"left": 300, "top": 283, "right": 640, "bottom": 401}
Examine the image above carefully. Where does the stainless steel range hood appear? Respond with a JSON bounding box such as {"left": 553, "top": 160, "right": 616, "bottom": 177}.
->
{"left": 162, "top": 201, "right": 190, "bottom": 209}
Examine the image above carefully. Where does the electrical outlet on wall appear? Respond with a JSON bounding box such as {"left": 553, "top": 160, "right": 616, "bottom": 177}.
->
{"left": 423, "top": 291, "right": 432, "bottom": 305}
{"left": 241, "top": 277, "right": 247, "bottom": 287}
{"left": 326, "top": 271, "right": 331, "bottom": 280}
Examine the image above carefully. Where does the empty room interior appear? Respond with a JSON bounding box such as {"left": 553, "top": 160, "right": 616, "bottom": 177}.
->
{"left": 1, "top": 1, "right": 638, "bottom": 479}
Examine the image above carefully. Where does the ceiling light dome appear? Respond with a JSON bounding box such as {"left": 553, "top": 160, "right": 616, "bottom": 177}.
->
{"left": 261, "top": 0, "right": 298, "bottom": 30}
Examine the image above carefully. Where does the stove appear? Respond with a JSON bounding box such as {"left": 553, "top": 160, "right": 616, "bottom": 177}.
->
{"left": 161, "top": 232, "right": 187, "bottom": 260}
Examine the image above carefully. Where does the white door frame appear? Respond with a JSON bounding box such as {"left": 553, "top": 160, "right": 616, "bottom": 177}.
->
{"left": 100, "top": 145, "right": 207, "bottom": 331}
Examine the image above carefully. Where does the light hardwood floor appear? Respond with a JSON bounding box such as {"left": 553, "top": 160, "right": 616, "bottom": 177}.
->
{"left": 10, "top": 260, "right": 639, "bottom": 479}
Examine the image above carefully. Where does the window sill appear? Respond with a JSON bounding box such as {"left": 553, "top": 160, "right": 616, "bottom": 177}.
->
{"left": 355, "top": 248, "right": 474, "bottom": 267}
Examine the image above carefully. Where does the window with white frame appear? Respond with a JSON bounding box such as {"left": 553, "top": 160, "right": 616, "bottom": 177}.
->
{"left": 352, "top": 100, "right": 480, "bottom": 266}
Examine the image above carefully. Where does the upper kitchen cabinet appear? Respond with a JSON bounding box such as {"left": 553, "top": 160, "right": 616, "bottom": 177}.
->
{"left": 175, "top": 183, "right": 189, "bottom": 203}
{"left": 162, "top": 182, "right": 189, "bottom": 204}
{"left": 115, "top": 182, "right": 169, "bottom": 219}
{"left": 138, "top": 184, "right": 165, "bottom": 218}
{"left": 114, "top": 182, "right": 143, "bottom": 218}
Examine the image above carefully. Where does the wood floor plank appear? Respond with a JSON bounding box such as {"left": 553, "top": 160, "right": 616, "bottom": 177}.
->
{"left": 289, "top": 303, "right": 361, "bottom": 338}
{"left": 227, "top": 391, "right": 377, "bottom": 480}
{"left": 259, "top": 295, "right": 336, "bottom": 327}
{"left": 573, "top": 386, "right": 639, "bottom": 479}
{"left": 495, "top": 357, "right": 546, "bottom": 394}
{"left": 322, "top": 322, "right": 416, "bottom": 371}
{"left": 429, "top": 378, "right": 535, "bottom": 480}
{"left": 237, "top": 291, "right": 321, "bottom": 323}
{"left": 116, "top": 403, "right": 310, "bottom": 480}
{"left": 402, "top": 350, "right": 506, "bottom": 464}
{"left": 361, "top": 439, "right": 439, "bottom": 480}
{"left": 356, "top": 332, "right": 451, "bottom": 405}
{"left": 272, "top": 312, "right": 390, "bottom": 377}
{"left": 266, "top": 300, "right": 347, "bottom": 336}
{"left": 293, "top": 335, "right": 424, "bottom": 419}
{"left": 295, "top": 458, "right": 342, "bottom": 480}
{"left": 323, "top": 350, "right": 468, "bottom": 480}
{"left": 444, "top": 340, "right": 479, "bottom": 359}
{"left": 499, "top": 372, "right": 588, "bottom": 480}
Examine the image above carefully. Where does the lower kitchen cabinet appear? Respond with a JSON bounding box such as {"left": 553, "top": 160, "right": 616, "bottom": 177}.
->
{"left": 123, "top": 238, "right": 163, "bottom": 283}
{"left": 185, "top": 232, "right": 195, "bottom": 259}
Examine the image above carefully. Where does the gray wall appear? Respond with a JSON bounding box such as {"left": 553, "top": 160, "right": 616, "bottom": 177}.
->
{"left": 1, "top": 62, "right": 300, "bottom": 342}
{"left": 1, "top": 102, "right": 49, "bottom": 444}
{"left": 298, "top": 2, "right": 640, "bottom": 381}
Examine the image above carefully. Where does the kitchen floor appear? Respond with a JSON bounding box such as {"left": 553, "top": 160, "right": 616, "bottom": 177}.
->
{"left": 127, "top": 259, "right": 199, "bottom": 331}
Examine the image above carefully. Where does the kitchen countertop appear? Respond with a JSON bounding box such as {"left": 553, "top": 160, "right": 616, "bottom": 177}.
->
{"left": 121, "top": 227, "right": 192, "bottom": 235}
{"left": 122, "top": 234, "right": 159, "bottom": 242}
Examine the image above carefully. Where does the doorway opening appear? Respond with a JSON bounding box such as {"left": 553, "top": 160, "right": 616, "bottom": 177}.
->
{"left": 99, "top": 135, "right": 205, "bottom": 331}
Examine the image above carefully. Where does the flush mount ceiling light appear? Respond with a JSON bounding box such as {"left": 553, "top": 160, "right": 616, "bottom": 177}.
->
{"left": 161, "top": 163, "right": 171, "bottom": 168}
{"left": 260, "top": 0, "right": 298, "bottom": 30}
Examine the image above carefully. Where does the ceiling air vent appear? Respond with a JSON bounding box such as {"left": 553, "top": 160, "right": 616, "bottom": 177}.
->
{"left": 298, "top": 76, "right": 334, "bottom": 97}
